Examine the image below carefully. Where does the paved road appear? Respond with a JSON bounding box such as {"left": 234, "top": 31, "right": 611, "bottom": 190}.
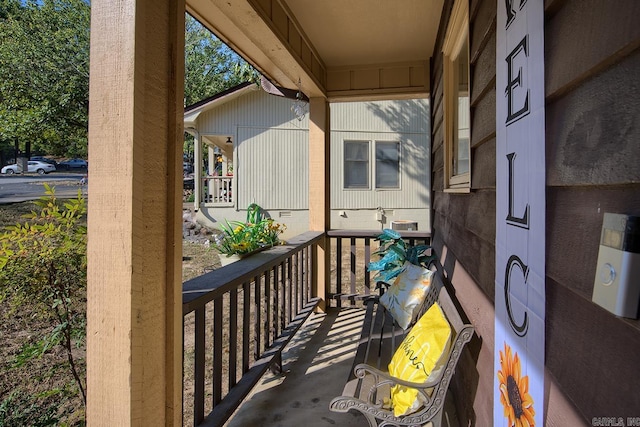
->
{"left": 0, "top": 173, "right": 87, "bottom": 204}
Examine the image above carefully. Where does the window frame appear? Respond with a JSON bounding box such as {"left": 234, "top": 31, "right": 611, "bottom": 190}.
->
{"left": 343, "top": 139, "right": 371, "bottom": 190}
{"left": 442, "top": 0, "right": 471, "bottom": 193}
{"left": 374, "top": 140, "right": 401, "bottom": 190}
{"left": 342, "top": 139, "right": 402, "bottom": 191}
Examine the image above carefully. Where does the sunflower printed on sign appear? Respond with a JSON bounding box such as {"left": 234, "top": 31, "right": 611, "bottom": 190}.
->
{"left": 497, "top": 342, "right": 535, "bottom": 427}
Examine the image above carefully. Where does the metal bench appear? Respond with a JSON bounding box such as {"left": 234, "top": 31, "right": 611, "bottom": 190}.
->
{"left": 329, "top": 264, "right": 474, "bottom": 427}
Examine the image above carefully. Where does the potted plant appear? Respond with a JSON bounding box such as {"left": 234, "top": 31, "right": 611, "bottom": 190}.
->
{"left": 368, "top": 229, "right": 437, "bottom": 329}
{"left": 213, "top": 204, "right": 286, "bottom": 259}
{"left": 368, "top": 228, "right": 434, "bottom": 283}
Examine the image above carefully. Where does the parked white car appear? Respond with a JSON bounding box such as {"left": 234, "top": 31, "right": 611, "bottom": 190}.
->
{"left": 1, "top": 161, "right": 57, "bottom": 175}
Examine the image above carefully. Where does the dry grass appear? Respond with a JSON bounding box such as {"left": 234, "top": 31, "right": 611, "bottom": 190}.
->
{"left": 182, "top": 240, "right": 223, "bottom": 282}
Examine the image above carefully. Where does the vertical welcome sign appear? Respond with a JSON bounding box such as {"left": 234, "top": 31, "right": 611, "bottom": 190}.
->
{"left": 495, "top": 1, "right": 545, "bottom": 426}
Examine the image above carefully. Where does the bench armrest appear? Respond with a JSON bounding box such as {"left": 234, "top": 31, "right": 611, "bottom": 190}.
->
{"left": 375, "top": 280, "right": 393, "bottom": 296}
{"left": 354, "top": 362, "right": 446, "bottom": 390}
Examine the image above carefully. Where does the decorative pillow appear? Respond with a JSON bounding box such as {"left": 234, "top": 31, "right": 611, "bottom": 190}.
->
{"left": 379, "top": 262, "right": 434, "bottom": 329}
{"left": 387, "top": 302, "right": 452, "bottom": 417}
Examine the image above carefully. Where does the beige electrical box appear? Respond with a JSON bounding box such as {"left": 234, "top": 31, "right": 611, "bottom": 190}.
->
{"left": 592, "top": 213, "right": 640, "bottom": 318}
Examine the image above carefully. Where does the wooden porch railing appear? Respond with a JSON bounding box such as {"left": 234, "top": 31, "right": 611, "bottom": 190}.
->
{"left": 181, "top": 229, "right": 429, "bottom": 426}
{"left": 182, "top": 231, "right": 323, "bottom": 427}
{"left": 326, "top": 230, "right": 431, "bottom": 308}
{"left": 202, "top": 176, "right": 233, "bottom": 205}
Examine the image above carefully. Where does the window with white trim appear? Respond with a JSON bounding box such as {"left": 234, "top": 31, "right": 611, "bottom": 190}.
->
{"left": 343, "top": 139, "right": 400, "bottom": 190}
{"left": 443, "top": 0, "right": 471, "bottom": 192}
{"left": 375, "top": 141, "right": 400, "bottom": 189}
{"left": 344, "top": 140, "right": 370, "bottom": 189}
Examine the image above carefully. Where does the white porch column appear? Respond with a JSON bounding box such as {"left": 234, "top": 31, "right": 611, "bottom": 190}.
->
{"left": 86, "top": 0, "right": 184, "bottom": 425}
{"left": 309, "top": 97, "right": 330, "bottom": 311}
{"left": 208, "top": 146, "right": 216, "bottom": 175}
{"left": 193, "top": 130, "right": 202, "bottom": 210}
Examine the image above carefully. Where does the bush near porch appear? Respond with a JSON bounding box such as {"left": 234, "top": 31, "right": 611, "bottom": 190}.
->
{"left": 0, "top": 197, "right": 229, "bottom": 426}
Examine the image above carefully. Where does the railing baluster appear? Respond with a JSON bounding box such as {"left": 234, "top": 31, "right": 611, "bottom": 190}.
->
{"left": 242, "top": 281, "right": 250, "bottom": 374}
{"left": 273, "top": 265, "right": 279, "bottom": 339}
{"left": 212, "top": 297, "right": 223, "bottom": 407}
{"left": 229, "top": 288, "right": 238, "bottom": 389}
{"left": 264, "top": 270, "right": 271, "bottom": 348}
{"left": 281, "top": 262, "right": 287, "bottom": 332}
{"left": 287, "top": 258, "right": 293, "bottom": 324}
{"left": 296, "top": 251, "right": 302, "bottom": 311}
{"left": 254, "top": 274, "right": 261, "bottom": 360}
{"left": 305, "top": 245, "right": 310, "bottom": 303}
{"left": 364, "top": 237, "right": 371, "bottom": 295}
{"left": 350, "top": 237, "right": 356, "bottom": 305}
{"left": 336, "top": 238, "right": 342, "bottom": 308}
{"left": 194, "top": 307, "right": 205, "bottom": 426}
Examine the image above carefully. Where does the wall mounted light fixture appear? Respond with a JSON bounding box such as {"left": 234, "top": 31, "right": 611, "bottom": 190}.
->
{"left": 291, "top": 79, "right": 308, "bottom": 121}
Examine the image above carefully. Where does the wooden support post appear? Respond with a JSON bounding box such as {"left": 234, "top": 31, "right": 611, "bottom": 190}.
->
{"left": 308, "top": 97, "right": 330, "bottom": 312}
{"left": 86, "top": 0, "right": 184, "bottom": 425}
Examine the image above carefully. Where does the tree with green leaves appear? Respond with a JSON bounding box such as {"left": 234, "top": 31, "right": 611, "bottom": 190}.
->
{"left": 0, "top": 0, "right": 90, "bottom": 158}
{"left": 183, "top": 14, "right": 259, "bottom": 161}
{"left": 184, "top": 13, "right": 259, "bottom": 107}
{"left": 0, "top": 7, "right": 256, "bottom": 161}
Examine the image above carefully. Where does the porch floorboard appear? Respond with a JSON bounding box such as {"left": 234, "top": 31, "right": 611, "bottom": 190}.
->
{"left": 224, "top": 306, "right": 460, "bottom": 427}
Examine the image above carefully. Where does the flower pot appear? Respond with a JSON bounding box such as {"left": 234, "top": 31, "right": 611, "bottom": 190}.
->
{"left": 219, "top": 253, "right": 241, "bottom": 267}
{"left": 219, "top": 245, "right": 272, "bottom": 267}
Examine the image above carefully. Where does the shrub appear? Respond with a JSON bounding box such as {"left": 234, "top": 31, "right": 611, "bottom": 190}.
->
{"left": 0, "top": 184, "right": 87, "bottom": 416}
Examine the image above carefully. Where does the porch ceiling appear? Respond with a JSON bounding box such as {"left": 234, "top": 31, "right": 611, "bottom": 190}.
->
{"left": 186, "top": 0, "right": 444, "bottom": 100}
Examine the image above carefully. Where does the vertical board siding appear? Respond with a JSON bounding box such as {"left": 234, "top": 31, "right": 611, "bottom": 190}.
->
{"left": 433, "top": 0, "right": 640, "bottom": 424}
{"left": 198, "top": 89, "right": 309, "bottom": 135}
{"left": 331, "top": 99, "right": 430, "bottom": 134}
{"left": 330, "top": 99, "right": 431, "bottom": 211}
{"left": 197, "top": 90, "right": 431, "bottom": 214}
{"left": 196, "top": 88, "right": 310, "bottom": 212}
{"left": 237, "top": 126, "right": 308, "bottom": 210}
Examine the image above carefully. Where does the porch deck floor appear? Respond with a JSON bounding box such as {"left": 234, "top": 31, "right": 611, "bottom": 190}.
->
{"left": 224, "top": 306, "right": 460, "bottom": 427}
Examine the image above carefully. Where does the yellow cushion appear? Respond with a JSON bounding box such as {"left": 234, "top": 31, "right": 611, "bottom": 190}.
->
{"left": 379, "top": 263, "right": 434, "bottom": 329}
{"left": 387, "top": 302, "right": 452, "bottom": 417}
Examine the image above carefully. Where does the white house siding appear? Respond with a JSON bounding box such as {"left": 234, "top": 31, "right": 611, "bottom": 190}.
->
{"left": 330, "top": 99, "right": 431, "bottom": 231}
{"left": 192, "top": 92, "right": 431, "bottom": 235}
{"left": 197, "top": 89, "right": 308, "bottom": 134}
{"left": 237, "top": 126, "right": 309, "bottom": 211}
{"left": 331, "top": 99, "right": 430, "bottom": 134}
{"left": 195, "top": 89, "right": 310, "bottom": 237}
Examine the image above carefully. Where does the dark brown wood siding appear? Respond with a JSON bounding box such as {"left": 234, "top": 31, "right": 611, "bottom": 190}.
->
{"left": 431, "top": 0, "right": 640, "bottom": 424}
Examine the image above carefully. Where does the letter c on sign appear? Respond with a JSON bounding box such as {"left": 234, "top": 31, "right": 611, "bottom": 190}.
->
{"left": 504, "top": 255, "right": 529, "bottom": 337}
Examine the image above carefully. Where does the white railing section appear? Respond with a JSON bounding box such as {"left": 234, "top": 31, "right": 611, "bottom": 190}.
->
{"left": 203, "top": 176, "right": 233, "bottom": 205}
